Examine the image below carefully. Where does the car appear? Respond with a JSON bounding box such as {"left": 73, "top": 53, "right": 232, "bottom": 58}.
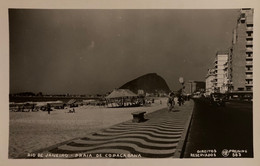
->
{"left": 192, "top": 92, "right": 202, "bottom": 99}
{"left": 210, "top": 93, "right": 227, "bottom": 107}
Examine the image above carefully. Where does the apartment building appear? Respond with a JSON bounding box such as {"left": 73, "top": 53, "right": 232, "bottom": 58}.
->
{"left": 184, "top": 81, "right": 205, "bottom": 95}
{"left": 229, "top": 8, "right": 253, "bottom": 92}
{"left": 214, "top": 51, "right": 229, "bottom": 93}
{"left": 205, "top": 69, "right": 215, "bottom": 96}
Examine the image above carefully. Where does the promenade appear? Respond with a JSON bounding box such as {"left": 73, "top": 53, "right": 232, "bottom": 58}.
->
{"left": 31, "top": 100, "right": 194, "bottom": 159}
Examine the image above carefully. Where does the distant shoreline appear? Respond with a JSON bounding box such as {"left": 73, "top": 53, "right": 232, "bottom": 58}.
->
{"left": 9, "top": 96, "right": 101, "bottom": 103}
{"left": 9, "top": 96, "right": 161, "bottom": 103}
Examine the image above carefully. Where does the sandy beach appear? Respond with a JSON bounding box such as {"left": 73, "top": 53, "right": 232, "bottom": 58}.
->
{"left": 9, "top": 98, "right": 167, "bottom": 158}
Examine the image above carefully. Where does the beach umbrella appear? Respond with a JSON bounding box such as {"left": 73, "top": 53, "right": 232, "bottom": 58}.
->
{"left": 105, "top": 89, "right": 137, "bottom": 99}
{"left": 67, "top": 99, "right": 77, "bottom": 105}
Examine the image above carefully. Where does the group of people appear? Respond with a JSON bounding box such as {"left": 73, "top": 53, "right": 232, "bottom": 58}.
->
{"left": 167, "top": 92, "right": 185, "bottom": 111}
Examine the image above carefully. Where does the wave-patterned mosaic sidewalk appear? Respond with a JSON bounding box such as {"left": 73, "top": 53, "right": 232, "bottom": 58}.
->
{"left": 34, "top": 100, "right": 194, "bottom": 159}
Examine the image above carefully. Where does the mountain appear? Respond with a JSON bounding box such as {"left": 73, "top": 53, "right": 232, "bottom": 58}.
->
{"left": 119, "top": 73, "right": 171, "bottom": 94}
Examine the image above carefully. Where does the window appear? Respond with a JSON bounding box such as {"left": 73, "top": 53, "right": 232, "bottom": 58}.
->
{"left": 246, "top": 87, "right": 252, "bottom": 91}
{"left": 247, "top": 31, "right": 253, "bottom": 36}
{"left": 246, "top": 66, "right": 252, "bottom": 70}
{"left": 238, "top": 87, "right": 244, "bottom": 91}
{"left": 246, "top": 52, "right": 252, "bottom": 57}
{"left": 246, "top": 80, "right": 252, "bottom": 84}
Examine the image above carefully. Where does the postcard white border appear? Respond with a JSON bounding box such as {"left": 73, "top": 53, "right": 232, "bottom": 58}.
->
{"left": 0, "top": 0, "right": 259, "bottom": 166}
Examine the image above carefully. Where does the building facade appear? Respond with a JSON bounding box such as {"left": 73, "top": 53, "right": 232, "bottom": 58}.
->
{"left": 184, "top": 81, "right": 195, "bottom": 95}
{"left": 184, "top": 81, "right": 205, "bottom": 95}
{"left": 205, "top": 69, "right": 215, "bottom": 96}
{"left": 214, "top": 51, "right": 229, "bottom": 93}
{"left": 229, "top": 8, "right": 253, "bottom": 92}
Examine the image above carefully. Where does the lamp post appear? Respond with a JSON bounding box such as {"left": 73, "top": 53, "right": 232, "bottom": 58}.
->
{"left": 179, "top": 77, "right": 185, "bottom": 94}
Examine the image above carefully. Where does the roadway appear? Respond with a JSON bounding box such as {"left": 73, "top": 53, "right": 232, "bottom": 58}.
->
{"left": 183, "top": 98, "right": 253, "bottom": 158}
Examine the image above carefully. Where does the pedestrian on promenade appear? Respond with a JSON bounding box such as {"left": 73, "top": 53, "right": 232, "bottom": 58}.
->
{"left": 174, "top": 96, "right": 178, "bottom": 107}
{"left": 178, "top": 95, "right": 183, "bottom": 106}
{"left": 167, "top": 92, "right": 175, "bottom": 112}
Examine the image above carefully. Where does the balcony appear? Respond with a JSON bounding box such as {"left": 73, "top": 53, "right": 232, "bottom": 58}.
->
{"left": 245, "top": 75, "right": 253, "bottom": 79}
{"left": 246, "top": 61, "right": 253, "bottom": 66}
{"left": 246, "top": 56, "right": 253, "bottom": 60}
{"left": 245, "top": 67, "right": 253, "bottom": 72}
{"left": 246, "top": 26, "right": 253, "bottom": 32}
{"left": 246, "top": 36, "right": 253, "bottom": 40}
{"left": 223, "top": 62, "right": 228, "bottom": 67}
{"left": 240, "top": 17, "right": 246, "bottom": 21}
{"left": 245, "top": 82, "right": 253, "bottom": 87}
{"left": 246, "top": 47, "right": 253, "bottom": 52}
{"left": 246, "top": 68, "right": 253, "bottom": 74}
{"left": 246, "top": 40, "right": 253, "bottom": 46}
{"left": 224, "top": 66, "right": 228, "bottom": 71}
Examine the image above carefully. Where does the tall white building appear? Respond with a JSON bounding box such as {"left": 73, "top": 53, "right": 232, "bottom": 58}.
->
{"left": 206, "top": 8, "right": 253, "bottom": 99}
{"left": 213, "top": 51, "right": 229, "bottom": 93}
{"left": 229, "top": 8, "right": 254, "bottom": 92}
{"left": 205, "top": 69, "right": 215, "bottom": 96}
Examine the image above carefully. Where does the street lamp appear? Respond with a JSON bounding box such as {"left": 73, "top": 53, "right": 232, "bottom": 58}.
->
{"left": 179, "top": 77, "right": 185, "bottom": 94}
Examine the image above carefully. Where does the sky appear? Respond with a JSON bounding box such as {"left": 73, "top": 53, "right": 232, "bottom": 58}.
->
{"left": 9, "top": 9, "right": 240, "bottom": 94}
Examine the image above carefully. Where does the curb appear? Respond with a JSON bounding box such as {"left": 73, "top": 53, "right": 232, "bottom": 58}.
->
{"left": 173, "top": 100, "right": 194, "bottom": 158}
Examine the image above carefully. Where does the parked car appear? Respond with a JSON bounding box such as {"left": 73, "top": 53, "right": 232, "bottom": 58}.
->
{"left": 192, "top": 92, "right": 202, "bottom": 99}
{"left": 210, "top": 93, "right": 227, "bottom": 107}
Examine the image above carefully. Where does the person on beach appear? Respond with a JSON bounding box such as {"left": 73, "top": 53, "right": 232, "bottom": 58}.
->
{"left": 167, "top": 92, "right": 175, "bottom": 112}
{"left": 48, "top": 109, "right": 50, "bottom": 114}
{"left": 47, "top": 104, "right": 51, "bottom": 114}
